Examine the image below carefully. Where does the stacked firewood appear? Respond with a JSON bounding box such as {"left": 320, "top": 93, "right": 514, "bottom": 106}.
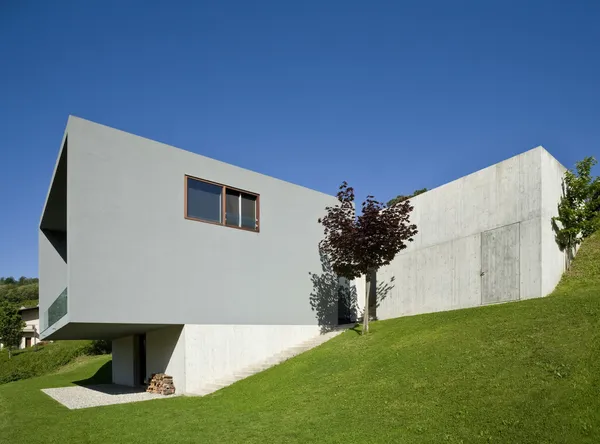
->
{"left": 146, "top": 373, "right": 176, "bottom": 395}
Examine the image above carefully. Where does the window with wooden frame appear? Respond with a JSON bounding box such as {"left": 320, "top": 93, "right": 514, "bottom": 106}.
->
{"left": 184, "top": 175, "right": 260, "bottom": 232}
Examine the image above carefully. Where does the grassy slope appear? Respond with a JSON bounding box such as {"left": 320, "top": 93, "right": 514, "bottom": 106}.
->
{"left": 0, "top": 340, "right": 93, "bottom": 384}
{"left": 1, "top": 233, "right": 599, "bottom": 443}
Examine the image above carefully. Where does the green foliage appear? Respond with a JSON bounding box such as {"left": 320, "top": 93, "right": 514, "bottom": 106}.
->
{"left": 0, "top": 277, "right": 39, "bottom": 306}
{"left": 0, "top": 302, "right": 25, "bottom": 357}
{"left": 0, "top": 276, "right": 37, "bottom": 286}
{"left": 387, "top": 187, "right": 428, "bottom": 207}
{"left": 319, "top": 182, "right": 418, "bottom": 281}
{"left": 552, "top": 157, "right": 600, "bottom": 256}
{"left": 84, "top": 339, "right": 112, "bottom": 355}
{"left": 19, "top": 299, "right": 39, "bottom": 308}
{"left": 0, "top": 340, "right": 96, "bottom": 384}
{"left": 319, "top": 182, "right": 417, "bottom": 333}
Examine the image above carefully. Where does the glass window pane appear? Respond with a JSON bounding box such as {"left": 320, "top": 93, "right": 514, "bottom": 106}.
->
{"left": 241, "top": 193, "right": 257, "bottom": 230}
{"left": 187, "top": 178, "right": 222, "bottom": 223}
{"left": 226, "top": 189, "right": 240, "bottom": 226}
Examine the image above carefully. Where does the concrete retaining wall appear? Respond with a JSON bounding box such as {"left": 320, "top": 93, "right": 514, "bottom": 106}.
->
{"left": 183, "top": 324, "right": 321, "bottom": 394}
{"left": 374, "top": 147, "right": 567, "bottom": 320}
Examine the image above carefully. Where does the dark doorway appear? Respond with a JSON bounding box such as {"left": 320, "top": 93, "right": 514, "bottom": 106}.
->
{"left": 137, "top": 334, "right": 146, "bottom": 385}
{"left": 25, "top": 337, "right": 31, "bottom": 348}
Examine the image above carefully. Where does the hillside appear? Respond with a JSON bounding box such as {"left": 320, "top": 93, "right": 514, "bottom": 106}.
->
{"left": 0, "top": 277, "right": 38, "bottom": 306}
{"left": 0, "top": 341, "right": 97, "bottom": 384}
{"left": 1, "top": 233, "right": 599, "bottom": 443}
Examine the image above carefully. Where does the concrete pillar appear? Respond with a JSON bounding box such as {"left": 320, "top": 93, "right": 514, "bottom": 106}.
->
{"left": 112, "top": 335, "right": 135, "bottom": 386}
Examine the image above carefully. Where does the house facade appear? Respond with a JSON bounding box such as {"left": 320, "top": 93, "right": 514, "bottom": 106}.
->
{"left": 19, "top": 306, "right": 40, "bottom": 348}
{"left": 39, "top": 116, "right": 341, "bottom": 393}
{"left": 0, "top": 306, "right": 39, "bottom": 350}
{"left": 39, "top": 116, "right": 568, "bottom": 393}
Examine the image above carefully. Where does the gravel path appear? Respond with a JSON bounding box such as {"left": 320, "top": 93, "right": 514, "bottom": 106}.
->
{"left": 42, "top": 384, "right": 179, "bottom": 409}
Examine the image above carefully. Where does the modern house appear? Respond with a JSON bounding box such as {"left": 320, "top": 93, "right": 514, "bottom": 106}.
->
{"left": 39, "top": 116, "right": 341, "bottom": 394}
{"left": 39, "top": 116, "right": 568, "bottom": 394}
{"left": 19, "top": 305, "right": 40, "bottom": 348}
{"left": 358, "top": 147, "right": 567, "bottom": 320}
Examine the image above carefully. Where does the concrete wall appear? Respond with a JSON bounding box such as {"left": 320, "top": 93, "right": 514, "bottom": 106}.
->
{"left": 404, "top": 148, "right": 542, "bottom": 252}
{"left": 38, "top": 230, "right": 68, "bottom": 331}
{"left": 39, "top": 132, "right": 69, "bottom": 335}
{"left": 107, "top": 324, "right": 320, "bottom": 394}
{"left": 112, "top": 336, "right": 135, "bottom": 386}
{"left": 184, "top": 324, "right": 321, "bottom": 394}
{"left": 541, "top": 149, "right": 568, "bottom": 296}
{"left": 63, "top": 116, "right": 338, "bottom": 329}
{"left": 375, "top": 147, "right": 566, "bottom": 320}
{"left": 146, "top": 326, "right": 186, "bottom": 393}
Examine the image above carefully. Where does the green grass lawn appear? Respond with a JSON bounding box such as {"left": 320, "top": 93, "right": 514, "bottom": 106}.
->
{"left": 1, "top": 233, "right": 599, "bottom": 443}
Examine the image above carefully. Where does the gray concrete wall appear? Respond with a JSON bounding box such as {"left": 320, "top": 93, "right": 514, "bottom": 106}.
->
{"left": 541, "top": 149, "right": 568, "bottom": 296}
{"left": 112, "top": 336, "right": 135, "bottom": 386}
{"left": 38, "top": 230, "right": 67, "bottom": 330}
{"left": 63, "top": 116, "right": 338, "bottom": 328}
{"left": 39, "top": 132, "right": 69, "bottom": 333}
{"left": 376, "top": 147, "right": 566, "bottom": 320}
{"left": 183, "top": 324, "right": 321, "bottom": 394}
{"left": 146, "top": 326, "right": 186, "bottom": 393}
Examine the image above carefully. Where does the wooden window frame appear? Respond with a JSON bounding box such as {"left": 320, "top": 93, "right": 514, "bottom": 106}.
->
{"left": 184, "top": 175, "right": 260, "bottom": 233}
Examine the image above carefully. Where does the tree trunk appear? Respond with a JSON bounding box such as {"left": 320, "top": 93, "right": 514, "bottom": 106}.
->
{"left": 566, "top": 241, "right": 575, "bottom": 270}
{"left": 363, "top": 276, "right": 370, "bottom": 335}
{"left": 8, "top": 347, "right": 11, "bottom": 360}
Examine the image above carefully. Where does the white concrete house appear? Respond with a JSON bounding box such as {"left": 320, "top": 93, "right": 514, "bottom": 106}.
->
{"left": 19, "top": 306, "right": 40, "bottom": 349}
{"left": 39, "top": 116, "right": 567, "bottom": 394}
{"left": 39, "top": 117, "right": 342, "bottom": 394}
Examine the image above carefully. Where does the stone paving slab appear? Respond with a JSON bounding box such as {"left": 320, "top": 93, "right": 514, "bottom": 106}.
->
{"left": 41, "top": 384, "right": 179, "bottom": 409}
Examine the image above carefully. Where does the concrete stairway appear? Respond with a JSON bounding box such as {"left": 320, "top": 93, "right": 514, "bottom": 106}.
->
{"left": 192, "top": 326, "right": 351, "bottom": 396}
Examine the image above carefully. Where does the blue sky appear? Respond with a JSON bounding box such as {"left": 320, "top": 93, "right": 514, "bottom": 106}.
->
{"left": 1, "top": 1, "right": 599, "bottom": 278}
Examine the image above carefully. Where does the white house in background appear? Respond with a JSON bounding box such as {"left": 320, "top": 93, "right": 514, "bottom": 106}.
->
{"left": 18, "top": 306, "right": 40, "bottom": 348}
{"left": 39, "top": 116, "right": 343, "bottom": 395}
{"left": 0, "top": 305, "right": 40, "bottom": 350}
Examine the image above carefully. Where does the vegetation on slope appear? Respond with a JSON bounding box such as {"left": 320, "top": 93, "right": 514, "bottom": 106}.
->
{"left": 1, "top": 233, "right": 599, "bottom": 443}
{"left": 0, "top": 277, "right": 38, "bottom": 306}
{"left": 0, "top": 341, "right": 98, "bottom": 385}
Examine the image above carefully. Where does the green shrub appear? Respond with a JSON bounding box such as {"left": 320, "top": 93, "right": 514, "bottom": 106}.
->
{"left": 0, "top": 340, "right": 93, "bottom": 384}
{"left": 84, "top": 340, "right": 112, "bottom": 355}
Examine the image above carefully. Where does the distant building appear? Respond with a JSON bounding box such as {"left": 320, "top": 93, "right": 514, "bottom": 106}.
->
{"left": 18, "top": 306, "right": 40, "bottom": 348}
{"left": 0, "top": 305, "right": 40, "bottom": 350}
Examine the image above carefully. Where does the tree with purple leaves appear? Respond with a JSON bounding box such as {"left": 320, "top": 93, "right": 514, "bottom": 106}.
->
{"left": 318, "top": 182, "right": 417, "bottom": 334}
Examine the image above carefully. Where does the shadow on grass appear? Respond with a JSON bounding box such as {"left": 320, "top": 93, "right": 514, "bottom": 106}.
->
{"left": 349, "top": 325, "right": 362, "bottom": 335}
{"left": 72, "top": 360, "right": 112, "bottom": 386}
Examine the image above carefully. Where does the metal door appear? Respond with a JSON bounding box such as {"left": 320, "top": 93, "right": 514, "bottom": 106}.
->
{"left": 481, "top": 223, "right": 520, "bottom": 304}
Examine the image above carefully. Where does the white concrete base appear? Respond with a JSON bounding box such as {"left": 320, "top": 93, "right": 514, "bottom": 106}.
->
{"left": 186, "top": 326, "right": 349, "bottom": 396}
{"left": 111, "top": 324, "right": 350, "bottom": 396}
{"left": 183, "top": 324, "right": 324, "bottom": 394}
